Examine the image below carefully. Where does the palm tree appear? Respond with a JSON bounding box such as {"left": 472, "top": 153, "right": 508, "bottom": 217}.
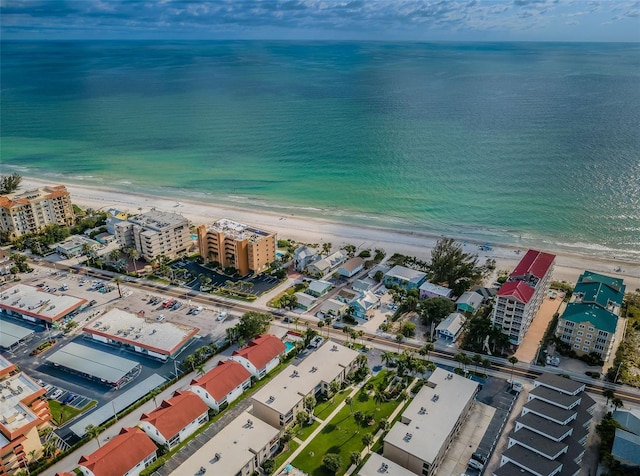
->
{"left": 108, "top": 248, "right": 121, "bottom": 263}
{"left": 603, "top": 388, "right": 615, "bottom": 406}
{"left": 85, "top": 424, "right": 101, "bottom": 449}
{"left": 112, "top": 276, "right": 124, "bottom": 298}
{"left": 195, "top": 364, "right": 205, "bottom": 377}
{"left": 395, "top": 333, "right": 404, "bottom": 352}
{"left": 373, "top": 390, "right": 385, "bottom": 406}
{"left": 293, "top": 317, "right": 300, "bottom": 331}
{"left": 508, "top": 356, "right": 519, "bottom": 383}
{"left": 125, "top": 247, "right": 139, "bottom": 275}
{"left": 304, "top": 395, "right": 317, "bottom": 414}
{"left": 345, "top": 396, "right": 353, "bottom": 415}
{"left": 472, "top": 353, "right": 483, "bottom": 374}
{"left": 350, "top": 451, "right": 362, "bottom": 466}
{"left": 612, "top": 397, "right": 624, "bottom": 411}
{"left": 149, "top": 388, "right": 160, "bottom": 407}
{"left": 362, "top": 433, "right": 374, "bottom": 450}
{"left": 419, "top": 342, "right": 434, "bottom": 362}
{"left": 381, "top": 351, "right": 395, "bottom": 368}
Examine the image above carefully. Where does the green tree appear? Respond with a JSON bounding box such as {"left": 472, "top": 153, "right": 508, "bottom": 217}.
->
{"left": 603, "top": 388, "right": 615, "bottom": 406}
{"left": 262, "top": 459, "right": 276, "bottom": 475}
{"left": 195, "top": 364, "right": 205, "bottom": 377}
{"left": 322, "top": 453, "right": 342, "bottom": 473}
{"left": 428, "top": 237, "right": 483, "bottom": 296}
{"left": 612, "top": 397, "right": 624, "bottom": 411}
{"left": 85, "top": 424, "right": 102, "bottom": 449}
{"left": 112, "top": 276, "right": 124, "bottom": 298}
{"left": 329, "top": 380, "right": 341, "bottom": 397}
{"left": 395, "top": 333, "right": 404, "bottom": 352}
{"left": 125, "top": 247, "right": 139, "bottom": 275}
{"left": 350, "top": 451, "right": 362, "bottom": 466}
{"left": 419, "top": 297, "right": 455, "bottom": 326}
{"left": 419, "top": 342, "right": 435, "bottom": 361}
{"left": 304, "top": 395, "right": 317, "bottom": 413}
{"left": 374, "top": 270, "right": 384, "bottom": 282}
{"left": 361, "top": 432, "right": 374, "bottom": 449}
{"left": 381, "top": 351, "right": 396, "bottom": 368}
{"left": 235, "top": 312, "right": 272, "bottom": 340}
{"left": 322, "top": 242, "right": 332, "bottom": 255}
{"left": 345, "top": 396, "right": 353, "bottom": 414}
{"left": 0, "top": 173, "right": 22, "bottom": 194}
{"left": 401, "top": 321, "right": 416, "bottom": 338}
{"left": 296, "top": 411, "right": 309, "bottom": 427}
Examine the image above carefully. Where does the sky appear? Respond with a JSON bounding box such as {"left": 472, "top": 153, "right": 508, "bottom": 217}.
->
{"left": 1, "top": 0, "right": 639, "bottom": 42}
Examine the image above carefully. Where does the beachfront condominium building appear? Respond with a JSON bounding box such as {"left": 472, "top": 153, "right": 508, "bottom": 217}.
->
{"left": 0, "top": 356, "right": 52, "bottom": 475}
{"left": 196, "top": 218, "right": 276, "bottom": 275}
{"left": 492, "top": 249, "right": 555, "bottom": 346}
{"left": 556, "top": 271, "right": 625, "bottom": 362}
{"left": 0, "top": 185, "right": 75, "bottom": 240}
{"left": 114, "top": 209, "right": 191, "bottom": 262}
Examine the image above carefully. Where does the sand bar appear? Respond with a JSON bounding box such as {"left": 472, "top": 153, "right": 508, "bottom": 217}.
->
{"left": 20, "top": 177, "right": 640, "bottom": 291}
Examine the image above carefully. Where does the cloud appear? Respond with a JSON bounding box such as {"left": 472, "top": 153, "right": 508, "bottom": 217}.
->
{"left": 0, "top": 0, "right": 637, "bottom": 40}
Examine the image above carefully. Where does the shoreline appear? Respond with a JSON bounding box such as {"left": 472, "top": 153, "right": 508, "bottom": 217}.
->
{"left": 20, "top": 176, "right": 640, "bottom": 290}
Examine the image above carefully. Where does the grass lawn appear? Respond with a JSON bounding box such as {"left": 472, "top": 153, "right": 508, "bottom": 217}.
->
{"left": 274, "top": 440, "right": 300, "bottom": 468}
{"left": 49, "top": 400, "right": 97, "bottom": 426}
{"left": 293, "top": 372, "right": 405, "bottom": 476}
{"left": 314, "top": 390, "right": 349, "bottom": 420}
{"left": 296, "top": 419, "right": 320, "bottom": 441}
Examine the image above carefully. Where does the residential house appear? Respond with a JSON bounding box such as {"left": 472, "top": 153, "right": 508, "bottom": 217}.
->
{"left": 358, "top": 453, "right": 415, "bottom": 476}
{"left": 383, "top": 368, "right": 479, "bottom": 476}
{"left": 556, "top": 271, "right": 625, "bottom": 362}
{"left": 317, "top": 299, "right": 348, "bottom": 318}
{"left": 612, "top": 409, "right": 640, "bottom": 468}
{"left": 55, "top": 235, "right": 100, "bottom": 259}
{"left": 383, "top": 265, "right": 427, "bottom": 291}
{"left": 293, "top": 246, "right": 318, "bottom": 272}
{"left": 493, "top": 373, "right": 595, "bottom": 476}
{"left": 230, "top": 334, "right": 286, "bottom": 379}
{"left": 139, "top": 390, "right": 209, "bottom": 449}
{"left": 419, "top": 281, "right": 453, "bottom": 300}
{"left": 197, "top": 218, "right": 276, "bottom": 275}
{"left": 78, "top": 427, "right": 157, "bottom": 476}
{"left": 173, "top": 410, "right": 279, "bottom": 476}
{"left": 337, "top": 257, "right": 365, "bottom": 278}
{"left": 306, "top": 251, "right": 345, "bottom": 277}
{"left": 251, "top": 342, "right": 359, "bottom": 429}
{"left": 305, "top": 280, "right": 332, "bottom": 297}
{"left": 456, "top": 291, "right": 483, "bottom": 314}
{"left": 294, "top": 292, "right": 317, "bottom": 311}
{"left": 351, "top": 291, "right": 380, "bottom": 320}
{"left": 435, "top": 312, "right": 465, "bottom": 341}
{"left": 0, "top": 185, "right": 75, "bottom": 240}
{"left": 337, "top": 289, "right": 359, "bottom": 303}
{"left": 190, "top": 360, "right": 251, "bottom": 411}
{"left": 491, "top": 249, "right": 555, "bottom": 346}
{"left": 353, "top": 278, "right": 376, "bottom": 293}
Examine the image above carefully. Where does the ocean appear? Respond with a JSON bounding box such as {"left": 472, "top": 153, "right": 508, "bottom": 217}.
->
{"left": 1, "top": 41, "right": 639, "bottom": 260}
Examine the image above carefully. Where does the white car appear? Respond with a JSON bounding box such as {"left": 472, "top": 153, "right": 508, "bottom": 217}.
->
{"left": 216, "top": 311, "right": 228, "bottom": 321}
{"left": 156, "top": 314, "right": 165, "bottom": 321}
{"left": 468, "top": 459, "right": 484, "bottom": 471}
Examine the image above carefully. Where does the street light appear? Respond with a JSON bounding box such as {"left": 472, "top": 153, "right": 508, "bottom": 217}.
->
{"left": 173, "top": 360, "right": 181, "bottom": 380}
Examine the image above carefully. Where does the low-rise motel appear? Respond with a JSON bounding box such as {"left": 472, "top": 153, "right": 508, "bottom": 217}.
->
{"left": 190, "top": 360, "right": 252, "bottom": 411}
{"left": 0, "top": 283, "right": 87, "bottom": 325}
{"left": 173, "top": 409, "right": 279, "bottom": 476}
{"left": 1, "top": 356, "right": 51, "bottom": 475}
{"left": 83, "top": 308, "right": 200, "bottom": 361}
{"left": 250, "top": 342, "right": 359, "bottom": 429}
{"left": 229, "top": 334, "right": 286, "bottom": 379}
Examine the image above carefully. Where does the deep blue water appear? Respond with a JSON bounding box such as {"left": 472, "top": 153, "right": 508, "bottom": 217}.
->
{"left": 1, "top": 41, "right": 639, "bottom": 259}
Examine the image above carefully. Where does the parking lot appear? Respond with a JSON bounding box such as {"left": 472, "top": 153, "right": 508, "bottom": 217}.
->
{"left": 0, "top": 264, "right": 243, "bottom": 444}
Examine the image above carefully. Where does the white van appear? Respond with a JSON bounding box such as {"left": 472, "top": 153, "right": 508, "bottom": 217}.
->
{"left": 217, "top": 311, "right": 228, "bottom": 321}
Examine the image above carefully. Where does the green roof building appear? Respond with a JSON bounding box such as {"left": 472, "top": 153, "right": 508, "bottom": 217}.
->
{"left": 556, "top": 271, "right": 625, "bottom": 362}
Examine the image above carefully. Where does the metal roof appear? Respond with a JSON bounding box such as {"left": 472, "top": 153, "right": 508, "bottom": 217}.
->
{"left": 46, "top": 341, "right": 138, "bottom": 383}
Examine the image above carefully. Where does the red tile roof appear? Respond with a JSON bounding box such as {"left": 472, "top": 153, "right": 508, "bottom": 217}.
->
{"left": 232, "top": 334, "right": 286, "bottom": 370}
{"left": 140, "top": 390, "right": 208, "bottom": 439}
{"left": 510, "top": 249, "right": 556, "bottom": 280}
{"left": 497, "top": 281, "right": 535, "bottom": 303}
{"left": 78, "top": 427, "right": 156, "bottom": 476}
{"left": 190, "top": 360, "right": 251, "bottom": 402}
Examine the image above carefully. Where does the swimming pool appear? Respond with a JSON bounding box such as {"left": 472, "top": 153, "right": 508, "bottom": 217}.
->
{"left": 284, "top": 341, "right": 296, "bottom": 353}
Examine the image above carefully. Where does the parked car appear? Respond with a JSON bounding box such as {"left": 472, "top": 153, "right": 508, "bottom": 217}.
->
{"left": 471, "top": 453, "right": 487, "bottom": 464}
{"left": 156, "top": 314, "right": 166, "bottom": 321}
{"left": 468, "top": 459, "right": 484, "bottom": 471}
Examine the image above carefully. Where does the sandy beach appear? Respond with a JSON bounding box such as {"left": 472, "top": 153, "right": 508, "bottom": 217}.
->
{"left": 21, "top": 177, "right": 640, "bottom": 291}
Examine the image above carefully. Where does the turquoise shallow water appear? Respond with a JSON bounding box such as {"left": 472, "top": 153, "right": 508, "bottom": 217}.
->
{"left": 1, "top": 41, "right": 639, "bottom": 260}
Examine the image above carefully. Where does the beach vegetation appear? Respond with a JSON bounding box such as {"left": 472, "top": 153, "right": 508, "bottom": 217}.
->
{"left": 401, "top": 321, "right": 416, "bottom": 338}
{"left": 234, "top": 311, "right": 272, "bottom": 340}
{"left": 605, "top": 292, "right": 640, "bottom": 387}
{"left": 358, "top": 249, "right": 371, "bottom": 258}
{"left": 428, "top": 237, "right": 483, "bottom": 296}
{"left": 342, "top": 243, "right": 357, "bottom": 257}
{"left": 419, "top": 297, "right": 455, "bottom": 326}
{"left": 373, "top": 270, "right": 384, "bottom": 282}
{"left": 460, "top": 305, "right": 511, "bottom": 356}
{"left": 0, "top": 172, "right": 22, "bottom": 194}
